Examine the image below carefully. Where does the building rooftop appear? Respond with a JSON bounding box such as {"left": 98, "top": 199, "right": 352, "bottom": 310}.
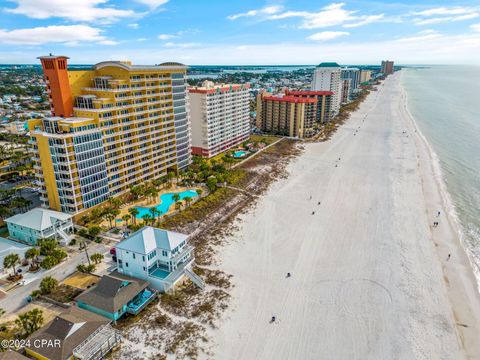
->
{"left": 115, "top": 226, "right": 189, "bottom": 254}
{"left": 189, "top": 81, "right": 250, "bottom": 94}
{"left": 75, "top": 271, "right": 149, "bottom": 313}
{"left": 262, "top": 95, "right": 317, "bottom": 103}
{"left": 317, "top": 62, "right": 341, "bottom": 68}
{"left": 286, "top": 90, "right": 334, "bottom": 96}
{"left": 26, "top": 306, "right": 110, "bottom": 360}
{"left": 93, "top": 60, "right": 187, "bottom": 71}
{"left": 6, "top": 207, "right": 72, "bottom": 231}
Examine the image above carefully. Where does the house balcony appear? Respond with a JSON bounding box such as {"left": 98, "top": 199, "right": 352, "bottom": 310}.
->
{"left": 126, "top": 287, "right": 157, "bottom": 315}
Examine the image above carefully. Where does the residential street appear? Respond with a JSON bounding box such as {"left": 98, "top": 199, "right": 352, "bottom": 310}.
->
{"left": 0, "top": 242, "right": 110, "bottom": 314}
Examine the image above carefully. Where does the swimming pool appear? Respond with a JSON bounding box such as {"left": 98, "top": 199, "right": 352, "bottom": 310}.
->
{"left": 233, "top": 150, "right": 249, "bottom": 158}
{"left": 150, "top": 267, "right": 170, "bottom": 279}
{"left": 135, "top": 189, "right": 198, "bottom": 219}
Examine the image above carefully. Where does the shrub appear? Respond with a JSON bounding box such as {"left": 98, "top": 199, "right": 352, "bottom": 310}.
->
{"left": 39, "top": 276, "right": 58, "bottom": 295}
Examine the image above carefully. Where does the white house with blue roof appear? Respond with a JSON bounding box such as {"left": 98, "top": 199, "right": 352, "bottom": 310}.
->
{"left": 114, "top": 226, "right": 204, "bottom": 292}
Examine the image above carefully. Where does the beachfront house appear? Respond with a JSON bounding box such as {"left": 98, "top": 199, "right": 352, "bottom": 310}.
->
{"left": 5, "top": 207, "right": 73, "bottom": 246}
{"left": 76, "top": 271, "right": 156, "bottom": 321}
{"left": 25, "top": 306, "right": 119, "bottom": 360}
{"left": 114, "top": 226, "right": 205, "bottom": 292}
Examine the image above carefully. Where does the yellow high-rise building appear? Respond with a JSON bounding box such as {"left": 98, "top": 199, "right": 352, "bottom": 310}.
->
{"left": 29, "top": 56, "right": 191, "bottom": 215}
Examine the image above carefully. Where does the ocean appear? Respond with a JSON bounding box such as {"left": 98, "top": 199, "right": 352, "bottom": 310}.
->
{"left": 401, "top": 66, "right": 480, "bottom": 286}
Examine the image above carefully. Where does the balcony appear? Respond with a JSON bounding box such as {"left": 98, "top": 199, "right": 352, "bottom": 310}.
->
{"left": 126, "top": 288, "right": 157, "bottom": 315}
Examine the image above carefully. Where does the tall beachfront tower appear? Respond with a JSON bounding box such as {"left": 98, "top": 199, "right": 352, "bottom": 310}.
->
{"left": 29, "top": 56, "right": 191, "bottom": 216}
{"left": 188, "top": 81, "right": 250, "bottom": 158}
{"left": 381, "top": 60, "right": 394, "bottom": 75}
{"left": 256, "top": 93, "right": 317, "bottom": 139}
{"left": 311, "top": 62, "right": 342, "bottom": 117}
{"left": 341, "top": 67, "right": 360, "bottom": 94}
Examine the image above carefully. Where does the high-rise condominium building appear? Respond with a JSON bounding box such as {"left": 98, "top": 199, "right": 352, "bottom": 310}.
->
{"left": 381, "top": 60, "right": 394, "bottom": 75}
{"left": 311, "top": 62, "right": 342, "bottom": 117}
{"left": 341, "top": 79, "right": 351, "bottom": 104}
{"left": 189, "top": 81, "right": 250, "bottom": 158}
{"left": 360, "top": 70, "right": 372, "bottom": 83}
{"left": 341, "top": 68, "right": 360, "bottom": 93}
{"left": 29, "top": 55, "right": 191, "bottom": 215}
{"left": 284, "top": 90, "right": 333, "bottom": 123}
{"left": 256, "top": 94, "right": 317, "bottom": 138}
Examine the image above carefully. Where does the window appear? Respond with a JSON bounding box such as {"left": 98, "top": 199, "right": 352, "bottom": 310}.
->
{"left": 126, "top": 262, "right": 129, "bottom": 267}
{"left": 133, "top": 253, "right": 136, "bottom": 259}
{"left": 162, "top": 250, "right": 168, "bottom": 256}
{"left": 142, "top": 256, "right": 145, "bottom": 262}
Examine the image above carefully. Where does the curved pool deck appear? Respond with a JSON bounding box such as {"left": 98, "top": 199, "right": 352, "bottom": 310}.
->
{"left": 135, "top": 189, "right": 198, "bottom": 218}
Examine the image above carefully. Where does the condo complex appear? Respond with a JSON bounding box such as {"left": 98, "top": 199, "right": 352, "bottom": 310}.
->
{"left": 29, "top": 56, "right": 191, "bottom": 216}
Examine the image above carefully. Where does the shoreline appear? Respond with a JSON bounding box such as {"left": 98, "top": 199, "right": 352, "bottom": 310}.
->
{"left": 204, "top": 73, "right": 480, "bottom": 359}
{"left": 401, "top": 75, "right": 480, "bottom": 291}
{"left": 399, "top": 72, "right": 480, "bottom": 356}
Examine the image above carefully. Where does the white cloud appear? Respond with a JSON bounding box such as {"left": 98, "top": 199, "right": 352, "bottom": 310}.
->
{"left": 227, "top": 5, "right": 283, "bottom": 20}
{"left": 414, "top": 13, "right": 479, "bottom": 25}
{"left": 307, "top": 31, "right": 349, "bottom": 41}
{"left": 158, "top": 34, "right": 178, "bottom": 40}
{"left": 412, "top": 6, "right": 479, "bottom": 25}
{"left": 396, "top": 30, "right": 442, "bottom": 42}
{"left": 0, "top": 25, "right": 112, "bottom": 45}
{"left": 230, "top": 3, "right": 384, "bottom": 29}
{"left": 137, "top": 38, "right": 147, "bottom": 42}
{"left": 128, "top": 23, "right": 139, "bottom": 29}
{"left": 6, "top": 0, "right": 135, "bottom": 22}
{"left": 164, "top": 42, "right": 201, "bottom": 48}
{"left": 471, "top": 24, "right": 480, "bottom": 31}
{"left": 413, "top": 7, "right": 473, "bottom": 17}
{"left": 135, "top": 0, "right": 168, "bottom": 9}
{"left": 343, "top": 14, "right": 384, "bottom": 28}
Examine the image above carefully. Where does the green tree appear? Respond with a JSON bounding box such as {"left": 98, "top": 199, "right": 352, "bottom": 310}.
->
{"left": 183, "top": 196, "right": 192, "bottom": 207}
{"left": 172, "top": 193, "right": 180, "bottom": 202}
{"left": 3, "top": 253, "right": 20, "bottom": 277}
{"left": 103, "top": 213, "right": 115, "bottom": 229}
{"left": 128, "top": 207, "right": 139, "bottom": 224}
{"left": 15, "top": 308, "right": 43, "bottom": 335}
{"left": 206, "top": 177, "right": 217, "bottom": 193}
{"left": 142, "top": 213, "right": 152, "bottom": 225}
{"left": 38, "top": 238, "right": 58, "bottom": 256}
{"left": 88, "top": 225, "right": 101, "bottom": 238}
{"left": 39, "top": 276, "right": 58, "bottom": 295}
{"left": 25, "top": 248, "right": 40, "bottom": 269}
{"left": 40, "top": 256, "right": 57, "bottom": 270}
{"left": 90, "top": 253, "right": 104, "bottom": 264}
{"left": 122, "top": 214, "right": 131, "bottom": 225}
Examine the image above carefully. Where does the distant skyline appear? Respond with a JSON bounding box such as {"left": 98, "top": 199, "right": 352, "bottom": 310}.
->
{"left": 1, "top": 0, "right": 480, "bottom": 65}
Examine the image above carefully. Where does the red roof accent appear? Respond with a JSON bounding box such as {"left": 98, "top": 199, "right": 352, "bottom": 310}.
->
{"left": 188, "top": 83, "right": 250, "bottom": 94}
{"left": 262, "top": 95, "right": 317, "bottom": 103}
{"left": 285, "top": 90, "right": 334, "bottom": 96}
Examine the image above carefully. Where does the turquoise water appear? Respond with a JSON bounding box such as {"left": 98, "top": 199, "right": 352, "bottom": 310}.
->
{"left": 150, "top": 267, "right": 170, "bottom": 279}
{"left": 135, "top": 190, "right": 198, "bottom": 219}
{"left": 233, "top": 150, "right": 249, "bottom": 158}
{"left": 401, "top": 66, "right": 480, "bottom": 280}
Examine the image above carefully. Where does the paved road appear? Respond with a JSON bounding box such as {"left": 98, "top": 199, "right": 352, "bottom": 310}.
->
{"left": 0, "top": 242, "right": 109, "bottom": 314}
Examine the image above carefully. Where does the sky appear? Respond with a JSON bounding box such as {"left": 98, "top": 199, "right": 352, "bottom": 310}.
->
{"left": 0, "top": 0, "right": 480, "bottom": 65}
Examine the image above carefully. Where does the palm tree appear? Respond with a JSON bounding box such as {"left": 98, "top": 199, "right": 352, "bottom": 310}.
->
{"left": 4, "top": 253, "right": 20, "bottom": 278}
{"left": 149, "top": 207, "right": 159, "bottom": 224}
{"left": 142, "top": 213, "right": 152, "bottom": 225}
{"left": 184, "top": 196, "right": 192, "bottom": 207}
{"left": 122, "top": 214, "right": 131, "bottom": 226}
{"left": 15, "top": 308, "right": 43, "bottom": 335}
{"left": 128, "top": 207, "right": 139, "bottom": 224}
{"left": 172, "top": 193, "right": 180, "bottom": 203}
{"left": 25, "top": 248, "right": 40, "bottom": 270}
{"left": 103, "top": 213, "right": 115, "bottom": 229}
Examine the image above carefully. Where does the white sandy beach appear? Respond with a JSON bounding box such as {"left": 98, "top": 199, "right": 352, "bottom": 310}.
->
{"left": 205, "top": 73, "right": 480, "bottom": 360}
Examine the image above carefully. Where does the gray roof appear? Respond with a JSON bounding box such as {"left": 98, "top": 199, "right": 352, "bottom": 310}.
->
{"left": 75, "top": 271, "right": 149, "bottom": 313}
{"left": 115, "top": 226, "right": 188, "bottom": 255}
{"left": 6, "top": 207, "right": 72, "bottom": 231}
{"left": 0, "top": 350, "right": 30, "bottom": 360}
{"left": 26, "top": 306, "right": 109, "bottom": 360}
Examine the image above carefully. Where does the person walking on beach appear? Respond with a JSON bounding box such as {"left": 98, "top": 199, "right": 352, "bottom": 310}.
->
{"left": 447, "top": 254, "right": 451, "bottom": 261}
{"left": 312, "top": 211, "right": 315, "bottom": 215}
{"left": 437, "top": 211, "right": 441, "bottom": 217}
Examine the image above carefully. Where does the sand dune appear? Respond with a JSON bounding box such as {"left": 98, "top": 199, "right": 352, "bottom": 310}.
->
{"left": 205, "top": 73, "right": 480, "bottom": 360}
